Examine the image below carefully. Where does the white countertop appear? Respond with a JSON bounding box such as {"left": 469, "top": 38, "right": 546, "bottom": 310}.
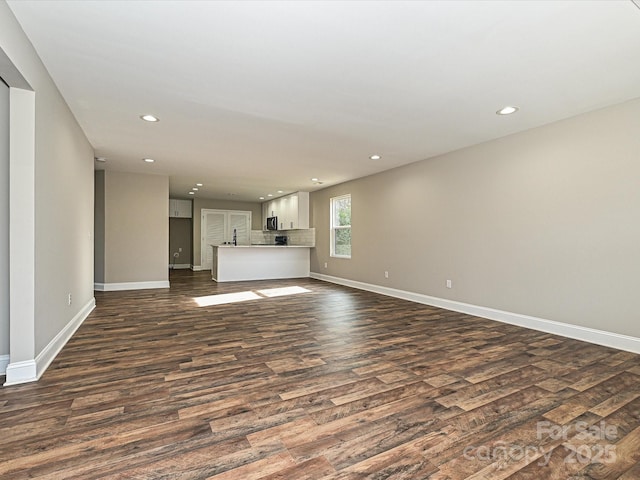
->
{"left": 213, "top": 244, "right": 312, "bottom": 248}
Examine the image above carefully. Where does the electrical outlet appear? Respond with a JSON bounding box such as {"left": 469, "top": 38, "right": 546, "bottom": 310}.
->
{"left": 384, "top": 271, "right": 389, "bottom": 279}
{"left": 67, "top": 293, "right": 72, "bottom": 306}
{"left": 178, "top": 247, "right": 182, "bottom": 252}
{"left": 446, "top": 279, "right": 452, "bottom": 289}
{"left": 324, "top": 262, "right": 328, "bottom": 268}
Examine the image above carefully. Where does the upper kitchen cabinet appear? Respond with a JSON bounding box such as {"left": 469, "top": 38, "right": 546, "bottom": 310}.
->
{"left": 262, "top": 191, "right": 309, "bottom": 231}
{"left": 169, "top": 198, "right": 192, "bottom": 218}
{"left": 282, "top": 191, "right": 309, "bottom": 230}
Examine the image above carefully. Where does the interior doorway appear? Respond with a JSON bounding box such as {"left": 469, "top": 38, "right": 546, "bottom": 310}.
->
{"left": 200, "top": 209, "right": 251, "bottom": 270}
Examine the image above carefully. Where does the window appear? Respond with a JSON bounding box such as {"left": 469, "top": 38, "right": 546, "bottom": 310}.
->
{"left": 330, "top": 194, "right": 351, "bottom": 258}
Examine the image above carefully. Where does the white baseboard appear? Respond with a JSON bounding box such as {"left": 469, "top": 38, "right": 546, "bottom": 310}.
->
{"left": 4, "top": 360, "right": 37, "bottom": 385}
{"left": 310, "top": 272, "right": 640, "bottom": 355}
{"left": 191, "top": 265, "right": 205, "bottom": 271}
{"left": 94, "top": 280, "right": 170, "bottom": 291}
{"left": 169, "top": 264, "right": 191, "bottom": 270}
{"left": 4, "top": 297, "right": 95, "bottom": 386}
{"left": 0, "top": 354, "right": 9, "bottom": 375}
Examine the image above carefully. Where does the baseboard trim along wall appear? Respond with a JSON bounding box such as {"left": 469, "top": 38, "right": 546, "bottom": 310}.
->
{"left": 0, "top": 355, "right": 10, "bottom": 375}
{"left": 4, "top": 297, "right": 95, "bottom": 386}
{"left": 94, "top": 280, "right": 170, "bottom": 291}
{"left": 4, "top": 359, "right": 36, "bottom": 385}
{"left": 310, "top": 272, "right": 640, "bottom": 355}
{"left": 169, "top": 264, "right": 191, "bottom": 270}
{"left": 191, "top": 265, "right": 205, "bottom": 272}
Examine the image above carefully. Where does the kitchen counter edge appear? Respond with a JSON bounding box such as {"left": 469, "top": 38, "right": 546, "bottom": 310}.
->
{"left": 213, "top": 244, "right": 313, "bottom": 248}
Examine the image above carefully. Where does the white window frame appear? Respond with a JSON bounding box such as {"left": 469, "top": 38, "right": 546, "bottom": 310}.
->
{"left": 330, "top": 194, "right": 351, "bottom": 259}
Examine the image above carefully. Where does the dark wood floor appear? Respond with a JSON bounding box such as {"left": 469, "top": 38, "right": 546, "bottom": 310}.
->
{"left": 1, "top": 270, "right": 639, "bottom": 479}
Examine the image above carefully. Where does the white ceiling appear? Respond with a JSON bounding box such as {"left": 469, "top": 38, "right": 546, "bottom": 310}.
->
{"left": 7, "top": 0, "right": 640, "bottom": 202}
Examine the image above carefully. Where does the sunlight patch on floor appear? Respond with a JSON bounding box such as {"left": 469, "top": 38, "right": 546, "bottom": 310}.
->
{"left": 193, "top": 291, "right": 262, "bottom": 307}
{"left": 193, "top": 286, "right": 311, "bottom": 306}
{"left": 256, "top": 286, "right": 311, "bottom": 298}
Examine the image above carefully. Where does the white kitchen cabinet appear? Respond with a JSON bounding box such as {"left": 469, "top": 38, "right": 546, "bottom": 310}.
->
{"left": 169, "top": 199, "right": 192, "bottom": 218}
{"left": 266, "top": 199, "right": 278, "bottom": 218}
{"left": 278, "top": 195, "right": 290, "bottom": 230}
{"left": 282, "top": 192, "right": 308, "bottom": 230}
{"left": 262, "top": 191, "right": 309, "bottom": 231}
{"left": 263, "top": 199, "right": 277, "bottom": 230}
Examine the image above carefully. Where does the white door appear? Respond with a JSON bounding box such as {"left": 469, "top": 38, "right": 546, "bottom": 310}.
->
{"left": 201, "top": 209, "right": 252, "bottom": 270}
{"left": 229, "top": 211, "right": 251, "bottom": 245}
{"left": 202, "top": 211, "right": 226, "bottom": 270}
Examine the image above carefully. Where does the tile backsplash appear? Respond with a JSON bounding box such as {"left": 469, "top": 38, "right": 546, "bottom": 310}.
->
{"left": 251, "top": 228, "right": 315, "bottom": 247}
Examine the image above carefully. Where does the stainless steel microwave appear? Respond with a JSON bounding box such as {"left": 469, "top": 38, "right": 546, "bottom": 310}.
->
{"left": 266, "top": 216, "right": 278, "bottom": 230}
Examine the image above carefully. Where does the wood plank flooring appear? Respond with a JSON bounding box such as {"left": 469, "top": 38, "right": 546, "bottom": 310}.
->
{"left": 1, "top": 270, "right": 639, "bottom": 479}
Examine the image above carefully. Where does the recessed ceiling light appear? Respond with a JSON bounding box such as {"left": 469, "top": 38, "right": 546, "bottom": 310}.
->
{"left": 277, "top": 190, "right": 283, "bottom": 193}
{"left": 267, "top": 194, "right": 273, "bottom": 197}
{"left": 94, "top": 156, "right": 106, "bottom": 162}
{"left": 196, "top": 183, "right": 203, "bottom": 187}
{"left": 140, "top": 114, "right": 159, "bottom": 122}
{"left": 311, "top": 178, "right": 319, "bottom": 182}
{"left": 188, "top": 191, "right": 195, "bottom": 195}
{"left": 192, "top": 187, "right": 198, "bottom": 191}
{"left": 496, "top": 106, "right": 519, "bottom": 115}
{"left": 259, "top": 196, "right": 265, "bottom": 200}
{"left": 370, "top": 154, "right": 381, "bottom": 160}
{"left": 143, "top": 158, "right": 155, "bottom": 163}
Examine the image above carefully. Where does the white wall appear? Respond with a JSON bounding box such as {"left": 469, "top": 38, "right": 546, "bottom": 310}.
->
{"left": 310, "top": 98, "right": 640, "bottom": 344}
{"left": 0, "top": 78, "right": 9, "bottom": 366}
{"left": 1, "top": 2, "right": 95, "bottom": 383}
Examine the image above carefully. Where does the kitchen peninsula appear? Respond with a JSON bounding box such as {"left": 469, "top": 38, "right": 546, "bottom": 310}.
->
{"left": 211, "top": 245, "right": 311, "bottom": 282}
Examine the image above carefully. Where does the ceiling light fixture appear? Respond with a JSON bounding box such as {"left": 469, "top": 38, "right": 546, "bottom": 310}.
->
{"left": 192, "top": 187, "right": 198, "bottom": 191}
{"left": 188, "top": 191, "right": 195, "bottom": 195}
{"left": 369, "top": 154, "right": 381, "bottom": 160}
{"left": 140, "top": 114, "right": 159, "bottom": 122}
{"left": 496, "top": 106, "right": 519, "bottom": 115}
{"left": 311, "top": 178, "right": 319, "bottom": 182}
{"left": 94, "top": 157, "right": 106, "bottom": 162}
{"left": 143, "top": 158, "right": 155, "bottom": 163}
{"left": 277, "top": 190, "right": 283, "bottom": 193}
{"left": 259, "top": 196, "right": 265, "bottom": 200}
{"left": 267, "top": 194, "right": 273, "bottom": 197}
{"left": 196, "top": 183, "right": 203, "bottom": 187}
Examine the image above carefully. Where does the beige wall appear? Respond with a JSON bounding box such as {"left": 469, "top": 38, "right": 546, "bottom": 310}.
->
{"left": 1, "top": 1, "right": 95, "bottom": 361}
{"left": 169, "top": 217, "right": 192, "bottom": 265}
{"left": 192, "top": 197, "right": 262, "bottom": 268}
{"left": 101, "top": 171, "right": 168, "bottom": 284}
{"left": 310, "top": 98, "right": 640, "bottom": 339}
{"left": 94, "top": 171, "right": 105, "bottom": 283}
